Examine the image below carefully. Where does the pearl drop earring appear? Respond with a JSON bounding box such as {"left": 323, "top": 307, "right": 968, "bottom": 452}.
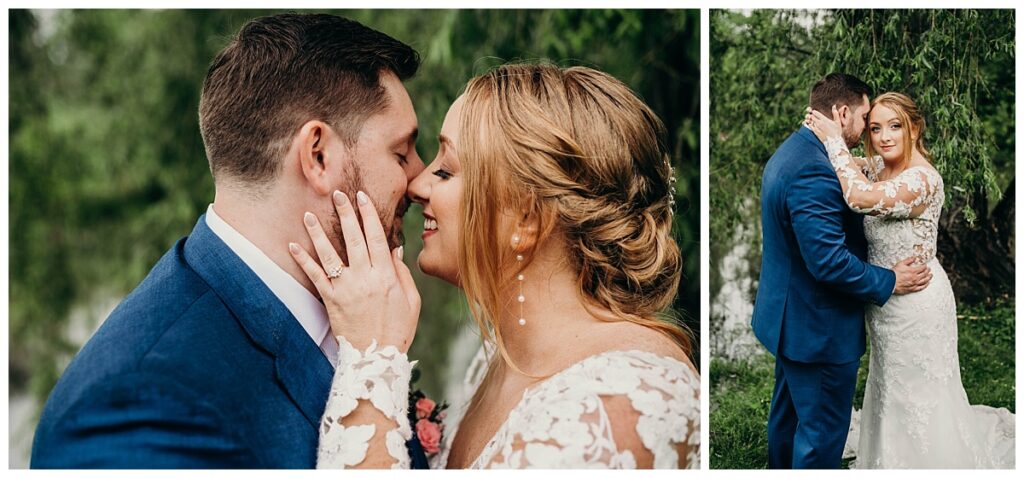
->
{"left": 516, "top": 250, "right": 526, "bottom": 326}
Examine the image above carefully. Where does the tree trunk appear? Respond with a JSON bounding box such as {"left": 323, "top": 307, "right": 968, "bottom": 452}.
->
{"left": 936, "top": 177, "right": 1015, "bottom": 305}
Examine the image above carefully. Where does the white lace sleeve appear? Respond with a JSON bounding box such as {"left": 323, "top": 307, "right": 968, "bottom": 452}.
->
{"left": 477, "top": 351, "right": 699, "bottom": 469}
{"left": 316, "top": 337, "right": 414, "bottom": 469}
{"left": 863, "top": 154, "right": 884, "bottom": 181}
{"left": 823, "top": 136, "right": 939, "bottom": 219}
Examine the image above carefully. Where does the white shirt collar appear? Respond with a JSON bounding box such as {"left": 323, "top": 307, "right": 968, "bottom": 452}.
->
{"left": 204, "top": 205, "right": 332, "bottom": 355}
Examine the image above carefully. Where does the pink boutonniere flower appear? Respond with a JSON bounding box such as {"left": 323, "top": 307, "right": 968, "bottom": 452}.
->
{"left": 415, "top": 418, "right": 442, "bottom": 454}
{"left": 415, "top": 397, "right": 436, "bottom": 420}
{"left": 409, "top": 368, "right": 449, "bottom": 458}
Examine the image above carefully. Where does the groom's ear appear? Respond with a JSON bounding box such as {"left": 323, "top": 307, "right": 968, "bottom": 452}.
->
{"left": 295, "top": 120, "right": 334, "bottom": 196}
{"left": 837, "top": 104, "right": 850, "bottom": 128}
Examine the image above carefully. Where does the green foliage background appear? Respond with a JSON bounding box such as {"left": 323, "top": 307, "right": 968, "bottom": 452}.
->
{"left": 8, "top": 9, "right": 699, "bottom": 410}
{"left": 710, "top": 9, "right": 1015, "bottom": 298}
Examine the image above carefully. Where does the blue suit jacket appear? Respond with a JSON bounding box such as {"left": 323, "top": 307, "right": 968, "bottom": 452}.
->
{"left": 752, "top": 127, "right": 896, "bottom": 364}
{"left": 30, "top": 215, "right": 422, "bottom": 468}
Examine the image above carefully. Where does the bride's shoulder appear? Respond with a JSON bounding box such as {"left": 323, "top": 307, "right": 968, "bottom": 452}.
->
{"left": 565, "top": 322, "right": 699, "bottom": 389}
{"left": 506, "top": 347, "right": 699, "bottom": 468}
{"left": 526, "top": 336, "right": 698, "bottom": 409}
{"left": 568, "top": 348, "right": 698, "bottom": 396}
{"left": 607, "top": 324, "right": 697, "bottom": 377}
{"left": 903, "top": 162, "right": 944, "bottom": 188}
{"left": 908, "top": 161, "right": 942, "bottom": 178}
{"left": 510, "top": 342, "right": 698, "bottom": 468}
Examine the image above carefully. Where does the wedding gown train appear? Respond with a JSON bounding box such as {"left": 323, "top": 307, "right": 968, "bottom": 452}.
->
{"left": 823, "top": 138, "right": 1015, "bottom": 469}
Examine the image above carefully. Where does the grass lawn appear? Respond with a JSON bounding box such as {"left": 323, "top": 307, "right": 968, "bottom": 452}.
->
{"left": 709, "top": 300, "right": 1016, "bottom": 469}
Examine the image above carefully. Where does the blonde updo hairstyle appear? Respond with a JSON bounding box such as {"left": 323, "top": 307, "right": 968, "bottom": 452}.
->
{"left": 865, "top": 92, "right": 932, "bottom": 166}
{"left": 457, "top": 63, "right": 690, "bottom": 373}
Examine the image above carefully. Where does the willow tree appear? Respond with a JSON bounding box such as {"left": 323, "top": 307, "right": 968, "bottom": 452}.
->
{"left": 711, "top": 9, "right": 1014, "bottom": 304}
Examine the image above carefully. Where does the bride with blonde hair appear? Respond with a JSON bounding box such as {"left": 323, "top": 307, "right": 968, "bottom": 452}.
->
{"left": 289, "top": 63, "right": 699, "bottom": 469}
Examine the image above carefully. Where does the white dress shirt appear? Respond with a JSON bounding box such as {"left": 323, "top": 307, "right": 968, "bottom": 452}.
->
{"left": 205, "top": 205, "right": 338, "bottom": 367}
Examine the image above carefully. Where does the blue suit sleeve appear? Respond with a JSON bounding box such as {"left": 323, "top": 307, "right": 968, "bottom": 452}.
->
{"left": 786, "top": 160, "right": 896, "bottom": 306}
{"left": 31, "top": 373, "right": 251, "bottom": 469}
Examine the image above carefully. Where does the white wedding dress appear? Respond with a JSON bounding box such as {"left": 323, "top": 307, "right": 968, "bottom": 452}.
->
{"left": 822, "top": 137, "right": 1015, "bottom": 469}
{"left": 315, "top": 337, "right": 700, "bottom": 469}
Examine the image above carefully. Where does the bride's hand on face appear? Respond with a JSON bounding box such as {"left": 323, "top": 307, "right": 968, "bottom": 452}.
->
{"left": 804, "top": 105, "right": 844, "bottom": 143}
{"left": 289, "top": 190, "right": 421, "bottom": 353}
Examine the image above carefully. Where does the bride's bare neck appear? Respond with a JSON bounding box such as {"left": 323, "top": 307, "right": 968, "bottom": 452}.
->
{"left": 490, "top": 243, "right": 624, "bottom": 376}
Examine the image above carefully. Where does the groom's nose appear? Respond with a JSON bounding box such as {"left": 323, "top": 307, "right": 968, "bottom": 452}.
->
{"left": 404, "top": 148, "right": 426, "bottom": 180}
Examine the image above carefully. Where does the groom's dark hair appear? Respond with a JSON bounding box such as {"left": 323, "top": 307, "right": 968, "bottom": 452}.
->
{"left": 809, "top": 73, "right": 872, "bottom": 116}
{"left": 199, "top": 13, "right": 419, "bottom": 186}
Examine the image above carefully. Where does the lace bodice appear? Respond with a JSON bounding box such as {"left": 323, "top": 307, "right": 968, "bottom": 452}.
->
{"left": 316, "top": 340, "right": 700, "bottom": 469}
{"left": 441, "top": 347, "right": 700, "bottom": 469}
{"left": 823, "top": 137, "right": 944, "bottom": 268}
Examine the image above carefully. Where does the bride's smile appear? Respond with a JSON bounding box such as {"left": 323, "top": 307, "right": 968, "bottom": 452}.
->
{"left": 867, "top": 105, "right": 906, "bottom": 163}
{"left": 422, "top": 215, "right": 438, "bottom": 237}
{"left": 408, "top": 96, "right": 465, "bottom": 286}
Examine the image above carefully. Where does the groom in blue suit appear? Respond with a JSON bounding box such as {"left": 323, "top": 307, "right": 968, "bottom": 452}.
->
{"left": 752, "top": 73, "right": 930, "bottom": 469}
{"left": 32, "top": 14, "right": 427, "bottom": 468}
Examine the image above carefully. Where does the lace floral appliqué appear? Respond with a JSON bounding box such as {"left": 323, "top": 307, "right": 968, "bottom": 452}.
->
{"left": 442, "top": 349, "right": 700, "bottom": 469}
{"left": 316, "top": 341, "right": 699, "bottom": 469}
{"left": 823, "top": 135, "right": 944, "bottom": 268}
{"left": 316, "top": 337, "right": 414, "bottom": 469}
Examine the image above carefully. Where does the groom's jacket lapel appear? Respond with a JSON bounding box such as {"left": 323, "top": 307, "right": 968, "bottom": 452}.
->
{"left": 183, "top": 215, "right": 333, "bottom": 429}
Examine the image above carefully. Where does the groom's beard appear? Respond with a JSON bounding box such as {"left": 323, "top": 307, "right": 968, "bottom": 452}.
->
{"left": 326, "top": 167, "right": 407, "bottom": 266}
{"left": 390, "top": 197, "right": 409, "bottom": 248}
{"left": 843, "top": 127, "right": 862, "bottom": 149}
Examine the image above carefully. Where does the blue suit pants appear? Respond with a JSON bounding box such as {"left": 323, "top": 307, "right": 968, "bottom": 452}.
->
{"left": 768, "top": 354, "right": 859, "bottom": 469}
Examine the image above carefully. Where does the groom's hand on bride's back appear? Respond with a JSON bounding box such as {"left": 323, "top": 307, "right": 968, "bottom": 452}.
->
{"left": 892, "top": 257, "right": 931, "bottom": 295}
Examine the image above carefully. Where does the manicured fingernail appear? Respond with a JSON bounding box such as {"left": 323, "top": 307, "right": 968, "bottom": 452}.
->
{"left": 397, "top": 246, "right": 404, "bottom": 260}
{"left": 333, "top": 190, "right": 346, "bottom": 205}
{"left": 356, "top": 190, "right": 368, "bottom": 205}
{"left": 304, "top": 212, "right": 316, "bottom": 227}
{"left": 289, "top": 243, "right": 300, "bottom": 255}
